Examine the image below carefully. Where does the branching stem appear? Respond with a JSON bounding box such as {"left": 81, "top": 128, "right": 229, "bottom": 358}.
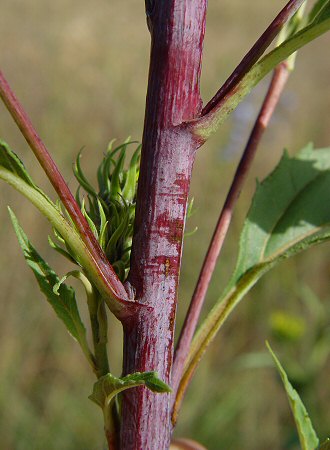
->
{"left": 0, "top": 70, "right": 129, "bottom": 307}
{"left": 202, "top": 0, "right": 304, "bottom": 116}
{"left": 172, "top": 62, "right": 290, "bottom": 415}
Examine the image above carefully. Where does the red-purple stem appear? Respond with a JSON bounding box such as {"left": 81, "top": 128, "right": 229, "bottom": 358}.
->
{"left": 202, "top": 0, "right": 304, "bottom": 116}
{"left": 120, "top": 2, "right": 207, "bottom": 449}
{"left": 172, "top": 62, "right": 290, "bottom": 403}
{"left": 0, "top": 70, "right": 129, "bottom": 307}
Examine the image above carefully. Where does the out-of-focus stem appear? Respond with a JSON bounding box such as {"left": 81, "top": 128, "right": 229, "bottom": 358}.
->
{"left": 172, "top": 62, "right": 290, "bottom": 417}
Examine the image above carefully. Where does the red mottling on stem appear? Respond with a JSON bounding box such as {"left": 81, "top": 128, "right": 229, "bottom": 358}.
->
{"left": 120, "top": 1, "right": 207, "bottom": 449}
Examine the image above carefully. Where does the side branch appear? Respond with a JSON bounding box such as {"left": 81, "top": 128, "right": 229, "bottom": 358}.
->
{"left": 171, "top": 62, "right": 290, "bottom": 419}
{"left": 0, "top": 70, "right": 130, "bottom": 308}
{"left": 202, "top": 0, "right": 305, "bottom": 116}
{"left": 188, "top": 16, "right": 330, "bottom": 141}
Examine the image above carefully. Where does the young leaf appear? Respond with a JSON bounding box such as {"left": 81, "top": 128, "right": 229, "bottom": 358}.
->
{"left": 9, "top": 209, "right": 95, "bottom": 368}
{"left": 89, "top": 371, "right": 172, "bottom": 409}
{"left": 0, "top": 140, "right": 36, "bottom": 187}
{"left": 122, "top": 145, "right": 141, "bottom": 202}
{"left": 182, "top": 145, "right": 330, "bottom": 392}
{"left": 266, "top": 342, "right": 319, "bottom": 450}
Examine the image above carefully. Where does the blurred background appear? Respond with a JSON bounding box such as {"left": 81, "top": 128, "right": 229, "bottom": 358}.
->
{"left": 0, "top": 1, "right": 329, "bottom": 449}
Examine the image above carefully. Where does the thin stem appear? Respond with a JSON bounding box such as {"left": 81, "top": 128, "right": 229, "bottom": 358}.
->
{"left": 0, "top": 70, "right": 129, "bottom": 305}
{"left": 189, "top": 16, "right": 330, "bottom": 141}
{"left": 202, "top": 0, "right": 304, "bottom": 116}
{"left": 78, "top": 271, "right": 110, "bottom": 378}
{"left": 172, "top": 62, "right": 290, "bottom": 412}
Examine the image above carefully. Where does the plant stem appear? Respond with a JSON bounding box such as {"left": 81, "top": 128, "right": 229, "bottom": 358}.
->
{"left": 191, "top": 16, "right": 330, "bottom": 140}
{"left": 0, "top": 70, "right": 129, "bottom": 306}
{"left": 202, "top": 0, "right": 304, "bottom": 116}
{"left": 172, "top": 62, "right": 290, "bottom": 420}
{"left": 120, "top": 2, "right": 207, "bottom": 448}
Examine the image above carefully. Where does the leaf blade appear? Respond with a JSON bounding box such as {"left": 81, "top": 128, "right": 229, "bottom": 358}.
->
{"left": 9, "top": 209, "right": 94, "bottom": 366}
{"left": 266, "top": 342, "right": 319, "bottom": 450}
{"left": 181, "top": 145, "right": 330, "bottom": 396}
{"left": 89, "top": 371, "right": 171, "bottom": 408}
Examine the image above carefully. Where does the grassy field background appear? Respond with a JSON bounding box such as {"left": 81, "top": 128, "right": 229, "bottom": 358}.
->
{"left": 0, "top": 1, "right": 329, "bottom": 449}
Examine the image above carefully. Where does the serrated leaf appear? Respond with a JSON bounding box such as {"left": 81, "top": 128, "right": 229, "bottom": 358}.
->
{"left": 185, "top": 145, "right": 330, "bottom": 387}
{"left": 232, "top": 144, "right": 330, "bottom": 284}
{"left": 9, "top": 209, "right": 93, "bottom": 363}
{"left": 266, "top": 342, "right": 319, "bottom": 450}
{"left": 89, "top": 371, "right": 171, "bottom": 409}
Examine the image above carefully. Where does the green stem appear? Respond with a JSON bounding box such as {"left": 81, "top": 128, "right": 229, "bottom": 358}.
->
{"left": 68, "top": 271, "right": 110, "bottom": 378}
{"left": 191, "top": 17, "right": 330, "bottom": 140}
{"left": 0, "top": 167, "right": 129, "bottom": 317}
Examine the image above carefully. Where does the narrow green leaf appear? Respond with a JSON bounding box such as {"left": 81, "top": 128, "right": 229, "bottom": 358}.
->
{"left": 0, "top": 140, "right": 36, "bottom": 187}
{"left": 122, "top": 145, "right": 141, "bottom": 202}
{"left": 9, "top": 210, "right": 94, "bottom": 366}
{"left": 311, "top": 0, "right": 330, "bottom": 24}
{"left": 109, "top": 147, "right": 126, "bottom": 201}
{"left": 81, "top": 199, "right": 99, "bottom": 239}
{"left": 89, "top": 371, "right": 171, "bottom": 409}
{"left": 0, "top": 148, "right": 128, "bottom": 314}
{"left": 73, "top": 151, "right": 97, "bottom": 198}
{"left": 48, "top": 236, "right": 77, "bottom": 264}
{"left": 266, "top": 342, "right": 319, "bottom": 450}
{"left": 308, "top": 0, "right": 330, "bottom": 23}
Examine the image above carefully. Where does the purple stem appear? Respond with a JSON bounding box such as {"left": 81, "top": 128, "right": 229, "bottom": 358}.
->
{"left": 119, "top": 2, "right": 207, "bottom": 449}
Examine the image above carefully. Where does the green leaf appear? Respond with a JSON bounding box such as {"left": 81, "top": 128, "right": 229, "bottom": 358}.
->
{"left": 183, "top": 145, "right": 330, "bottom": 388}
{"left": 48, "top": 235, "right": 77, "bottom": 264}
{"left": 0, "top": 143, "right": 129, "bottom": 314}
{"left": 0, "top": 140, "right": 36, "bottom": 187}
{"left": 232, "top": 144, "right": 330, "bottom": 283}
{"left": 308, "top": 0, "right": 330, "bottom": 24}
{"left": 89, "top": 371, "right": 172, "bottom": 408}
{"left": 266, "top": 342, "right": 319, "bottom": 450}
{"left": 9, "top": 209, "right": 94, "bottom": 367}
{"left": 311, "top": 0, "right": 330, "bottom": 24}
{"left": 73, "top": 150, "right": 98, "bottom": 198}
{"left": 122, "top": 145, "right": 141, "bottom": 202}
